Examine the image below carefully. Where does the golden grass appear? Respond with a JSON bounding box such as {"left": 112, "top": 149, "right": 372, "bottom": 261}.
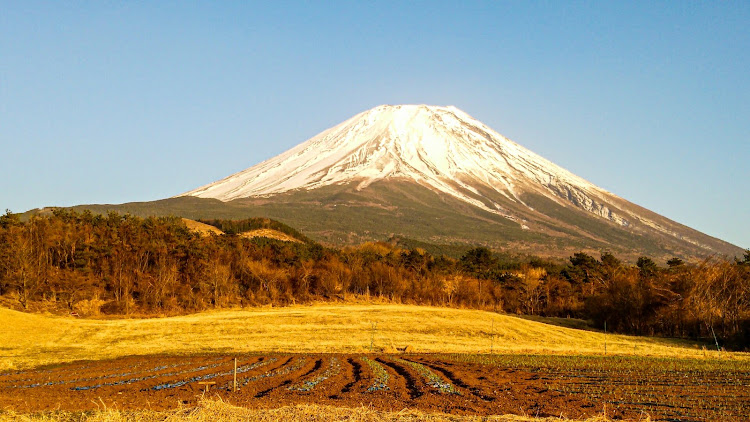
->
{"left": 240, "top": 228, "right": 302, "bottom": 243}
{"left": 181, "top": 218, "right": 223, "bottom": 236}
{"left": 0, "top": 303, "right": 739, "bottom": 371}
{"left": 0, "top": 398, "right": 622, "bottom": 422}
{"left": 181, "top": 218, "right": 299, "bottom": 242}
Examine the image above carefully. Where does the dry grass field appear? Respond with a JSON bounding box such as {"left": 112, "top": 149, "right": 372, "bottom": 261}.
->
{"left": 0, "top": 303, "right": 727, "bottom": 372}
{"left": 0, "top": 398, "right": 617, "bottom": 422}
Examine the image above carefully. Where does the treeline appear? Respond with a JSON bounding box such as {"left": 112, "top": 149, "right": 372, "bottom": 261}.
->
{"left": 1, "top": 210, "right": 749, "bottom": 349}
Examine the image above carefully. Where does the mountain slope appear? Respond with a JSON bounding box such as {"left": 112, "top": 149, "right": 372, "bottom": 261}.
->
{"left": 180, "top": 105, "right": 626, "bottom": 226}
{"left": 172, "top": 104, "right": 741, "bottom": 260}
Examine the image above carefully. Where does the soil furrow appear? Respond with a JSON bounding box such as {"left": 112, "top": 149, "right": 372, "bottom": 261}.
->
{"left": 340, "top": 357, "right": 362, "bottom": 394}
{"left": 377, "top": 357, "right": 422, "bottom": 399}
{"left": 412, "top": 358, "right": 494, "bottom": 401}
{"left": 252, "top": 357, "right": 318, "bottom": 398}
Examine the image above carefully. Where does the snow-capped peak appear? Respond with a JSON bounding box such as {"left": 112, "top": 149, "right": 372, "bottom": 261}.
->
{"left": 179, "top": 104, "right": 627, "bottom": 226}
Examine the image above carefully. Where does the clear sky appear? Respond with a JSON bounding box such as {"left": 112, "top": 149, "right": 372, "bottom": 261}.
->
{"left": 1, "top": 1, "right": 748, "bottom": 249}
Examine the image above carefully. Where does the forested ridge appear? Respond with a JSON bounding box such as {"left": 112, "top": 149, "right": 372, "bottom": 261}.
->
{"left": 1, "top": 210, "right": 749, "bottom": 349}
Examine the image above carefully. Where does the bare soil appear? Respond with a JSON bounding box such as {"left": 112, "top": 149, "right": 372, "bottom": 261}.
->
{"left": 0, "top": 354, "right": 748, "bottom": 421}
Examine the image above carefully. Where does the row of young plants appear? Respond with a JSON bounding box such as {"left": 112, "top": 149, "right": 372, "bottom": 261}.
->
{"left": 287, "top": 358, "right": 341, "bottom": 392}
{"left": 12, "top": 360, "right": 204, "bottom": 389}
{"left": 150, "top": 358, "right": 275, "bottom": 391}
{"left": 235, "top": 357, "right": 307, "bottom": 389}
{"left": 390, "top": 357, "right": 460, "bottom": 395}
{"left": 1, "top": 358, "right": 160, "bottom": 387}
{"left": 0, "top": 365, "right": 97, "bottom": 388}
{"left": 216, "top": 357, "right": 278, "bottom": 389}
{"left": 71, "top": 358, "right": 228, "bottom": 391}
{"left": 361, "top": 357, "right": 389, "bottom": 392}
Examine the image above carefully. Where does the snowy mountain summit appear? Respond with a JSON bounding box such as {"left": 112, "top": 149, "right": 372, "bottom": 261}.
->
{"left": 180, "top": 104, "right": 628, "bottom": 227}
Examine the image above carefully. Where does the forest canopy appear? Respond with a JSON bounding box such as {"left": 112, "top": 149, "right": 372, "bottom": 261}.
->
{"left": 1, "top": 210, "right": 748, "bottom": 349}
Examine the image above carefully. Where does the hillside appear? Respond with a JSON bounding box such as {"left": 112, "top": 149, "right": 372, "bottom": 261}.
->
{"left": 49, "top": 186, "right": 741, "bottom": 262}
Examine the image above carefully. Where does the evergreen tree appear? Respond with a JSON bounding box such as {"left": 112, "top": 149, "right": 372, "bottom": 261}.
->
{"left": 667, "top": 257, "right": 684, "bottom": 268}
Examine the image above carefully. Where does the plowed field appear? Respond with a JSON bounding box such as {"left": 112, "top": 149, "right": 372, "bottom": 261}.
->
{"left": 1, "top": 354, "right": 748, "bottom": 421}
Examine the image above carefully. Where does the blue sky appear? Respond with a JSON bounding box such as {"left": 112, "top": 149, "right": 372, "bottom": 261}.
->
{"left": 1, "top": 1, "right": 748, "bottom": 249}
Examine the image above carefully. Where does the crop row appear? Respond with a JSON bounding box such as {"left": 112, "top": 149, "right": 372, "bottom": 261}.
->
{"left": 361, "top": 357, "right": 389, "bottom": 392}
{"left": 12, "top": 360, "right": 200, "bottom": 390}
{"left": 150, "top": 358, "right": 274, "bottom": 391}
{"left": 0, "top": 359, "right": 153, "bottom": 387}
{"left": 288, "top": 358, "right": 341, "bottom": 392}
{"left": 234, "top": 357, "right": 307, "bottom": 390}
{"left": 72, "top": 359, "right": 230, "bottom": 391}
{"left": 390, "top": 357, "right": 459, "bottom": 395}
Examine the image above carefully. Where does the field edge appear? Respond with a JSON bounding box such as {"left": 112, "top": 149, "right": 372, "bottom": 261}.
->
{"left": 0, "top": 397, "right": 620, "bottom": 422}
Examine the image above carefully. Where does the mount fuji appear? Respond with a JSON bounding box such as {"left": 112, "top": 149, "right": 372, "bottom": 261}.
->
{"left": 63, "top": 105, "right": 743, "bottom": 260}
{"left": 180, "top": 105, "right": 625, "bottom": 226}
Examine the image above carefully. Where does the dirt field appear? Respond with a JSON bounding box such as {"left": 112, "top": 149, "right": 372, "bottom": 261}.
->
{"left": 1, "top": 354, "right": 748, "bottom": 421}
